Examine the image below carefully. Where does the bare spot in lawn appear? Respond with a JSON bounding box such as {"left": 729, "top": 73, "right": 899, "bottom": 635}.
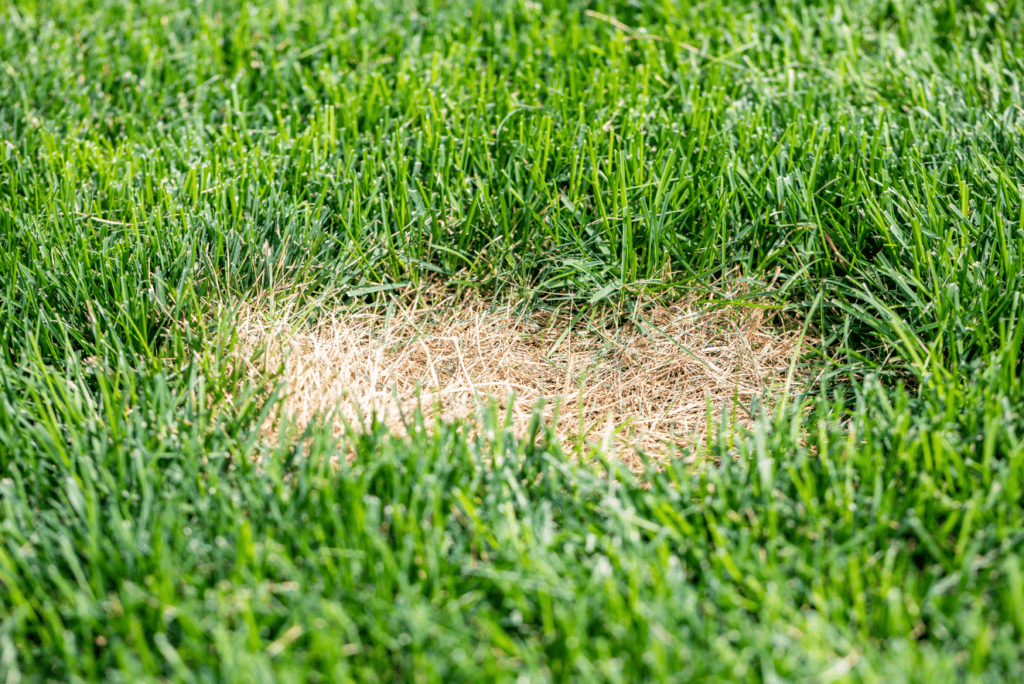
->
{"left": 234, "top": 289, "right": 810, "bottom": 467}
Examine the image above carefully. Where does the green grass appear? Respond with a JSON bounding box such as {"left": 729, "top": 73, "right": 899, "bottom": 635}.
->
{"left": 1, "top": 0, "right": 1024, "bottom": 681}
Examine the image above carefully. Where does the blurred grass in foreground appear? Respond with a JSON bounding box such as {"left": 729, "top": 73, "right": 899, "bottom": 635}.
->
{"left": 3, "top": 342, "right": 1024, "bottom": 681}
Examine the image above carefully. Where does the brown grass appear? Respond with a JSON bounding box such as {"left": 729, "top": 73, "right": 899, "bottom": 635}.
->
{"left": 233, "top": 288, "right": 810, "bottom": 468}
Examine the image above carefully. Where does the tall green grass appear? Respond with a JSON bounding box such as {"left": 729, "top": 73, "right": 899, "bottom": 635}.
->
{"left": 3, "top": 353, "right": 1024, "bottom": 681}
{"left": 2, "top": 0, "right": 1024, "bottom": 681}
{"left": 2, "top": 341, "right": 1023, "bottom": 681}
{"left": 4, "top": 0, "right": 1022, "bottom": 339}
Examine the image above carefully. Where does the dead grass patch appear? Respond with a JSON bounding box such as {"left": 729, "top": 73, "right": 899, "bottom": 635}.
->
{"left": 233, "top": 288, "right": 811, "bottom": 468}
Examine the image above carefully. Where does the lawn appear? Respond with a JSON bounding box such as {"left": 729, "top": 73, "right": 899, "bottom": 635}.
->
{"left": 1, "top": 0, "right": 1023, "bottom": 681}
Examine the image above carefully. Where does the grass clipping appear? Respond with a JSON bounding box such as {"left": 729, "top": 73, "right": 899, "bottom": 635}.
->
{"left": 236, "top": 290, "right": 809, "bottom": 465}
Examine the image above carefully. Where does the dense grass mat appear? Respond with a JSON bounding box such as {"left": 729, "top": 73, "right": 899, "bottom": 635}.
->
{"left": 2, "top": 352, "right": 1023, "bottom": 682}
{"left": 2, "top": 0, "right": 1024, "bottom": 681}
{"left": 2, "top": 0, "right": 1022, "bottom": 372}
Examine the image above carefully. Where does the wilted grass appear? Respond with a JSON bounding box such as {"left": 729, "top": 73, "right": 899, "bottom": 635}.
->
{"left": 2, "top": 0, "right": 1024, "bottom": 681}
{"left": 231, "top": 286, "right": 809, "bottom": 462}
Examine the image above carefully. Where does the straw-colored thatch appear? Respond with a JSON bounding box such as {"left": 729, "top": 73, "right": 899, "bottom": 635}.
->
{"left": 233, "top": 289, "right": 809, "bottom": 468}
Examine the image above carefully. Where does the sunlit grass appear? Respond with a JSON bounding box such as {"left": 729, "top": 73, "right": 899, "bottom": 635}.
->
{"left": 1, "top": 0, "right": 1023, "bottom": 681}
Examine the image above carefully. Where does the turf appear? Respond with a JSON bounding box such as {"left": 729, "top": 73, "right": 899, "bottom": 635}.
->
{"left": 1, "top": 0, "right": 1023, "bottom": 681}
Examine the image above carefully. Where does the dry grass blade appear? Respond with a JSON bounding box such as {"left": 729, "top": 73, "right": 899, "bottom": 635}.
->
{"left": 234, "top": 290, "right": 811, "bottom": 469}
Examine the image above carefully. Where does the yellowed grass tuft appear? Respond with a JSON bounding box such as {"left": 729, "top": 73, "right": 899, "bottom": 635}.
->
{"left": 233, "top": 289, "right": 810, "bottom": 468}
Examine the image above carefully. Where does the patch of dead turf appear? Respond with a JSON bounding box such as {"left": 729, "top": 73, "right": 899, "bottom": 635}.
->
{"left": 234, "top": 289, "right": 809, "bottom": 468}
